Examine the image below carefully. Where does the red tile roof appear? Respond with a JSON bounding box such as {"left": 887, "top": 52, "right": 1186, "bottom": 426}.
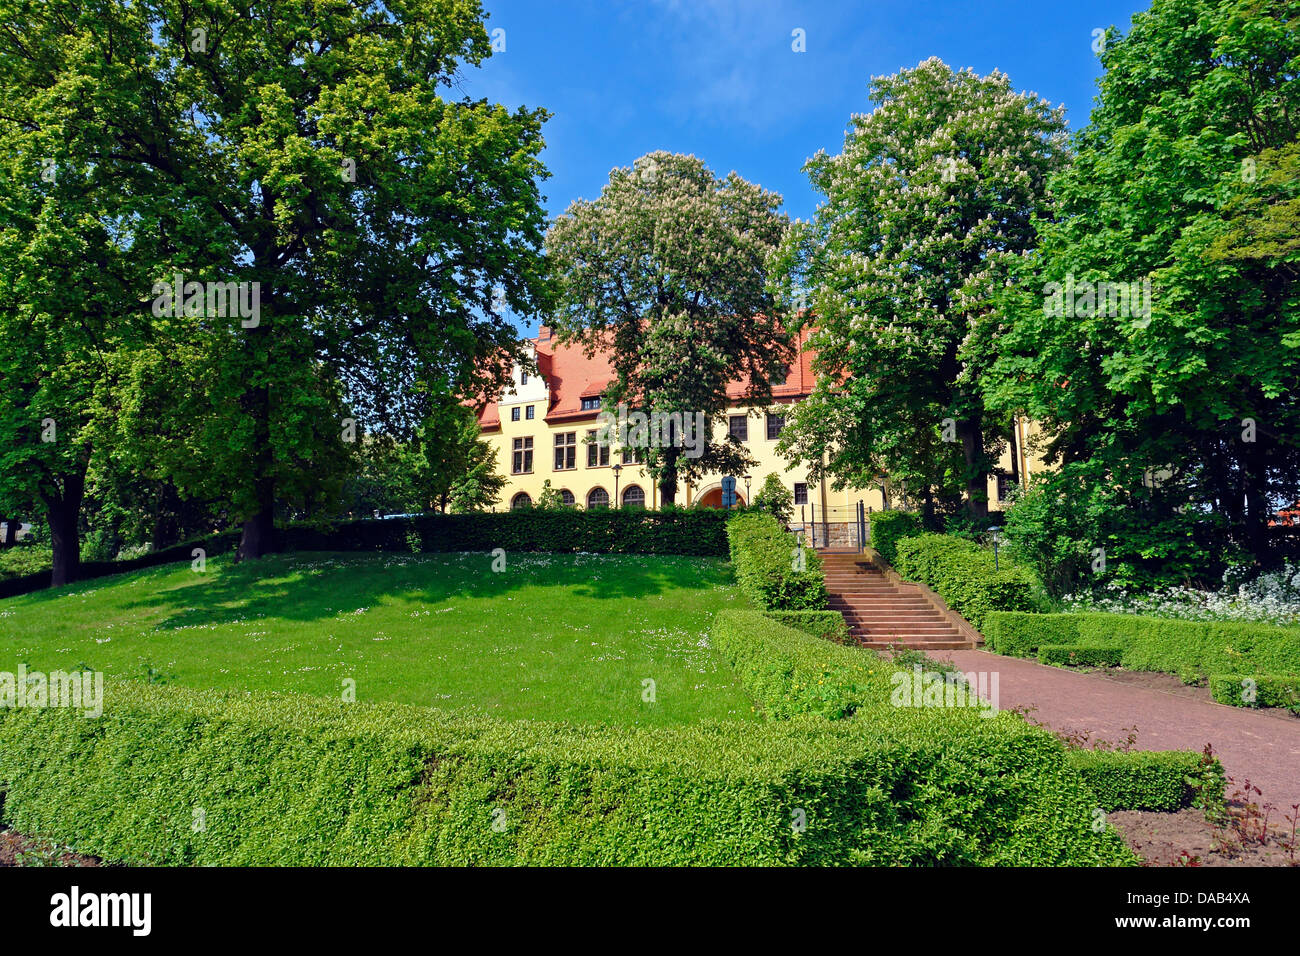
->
{"left": 477, "top": 324, "right": 816, "bottom": 433}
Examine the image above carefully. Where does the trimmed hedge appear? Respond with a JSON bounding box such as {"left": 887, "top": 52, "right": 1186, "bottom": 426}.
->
{"left": 891, "top": 534, "right": 1041, "bottom": 631}
{"left": 283, "top": 509, "right": 730, "bottom": 558}
{"left": 0, "top": 675, "right": 1131, "bottom": 867}
{"left": 1038, "top": 644, "right": 1125, "bottom": 668}
{"left": 1209, "top": 673, "right": 1300, "bottom": 713}
{"left": 1067, "top": 750, "right": 1221, "bottom": 812}
{"left": 763, "top": 610, "right": 850, "bottom": 644}
{"left": 985, "top": 611, "right": 1300, "bottom": 683}
{"left": 726, "top": 512, "right": 827, "bottom": 611}
{"left": 868, "top": 511, "right": 922, "bottom": 566}
{"left": 710, "top": 610, "right": 1137, "bottom": 865}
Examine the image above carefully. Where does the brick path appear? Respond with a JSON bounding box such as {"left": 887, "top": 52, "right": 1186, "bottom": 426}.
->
{"left": 936, "top": 649, "right": 1300, "bottom": 811}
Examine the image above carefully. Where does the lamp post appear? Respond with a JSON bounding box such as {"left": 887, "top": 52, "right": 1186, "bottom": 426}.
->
{"left": 989, "top": 525, "right": 1002, "bottom": 571}
{"left": 742, "top": 474, "right": 752, "bottom": 507}
{"left": 612, "top": 462, "right": 622, "bottom": 508}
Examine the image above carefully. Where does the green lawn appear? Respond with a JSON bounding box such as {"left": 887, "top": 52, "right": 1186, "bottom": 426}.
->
{"left": 0, "top": 551, "right": 757, "bottom": 725}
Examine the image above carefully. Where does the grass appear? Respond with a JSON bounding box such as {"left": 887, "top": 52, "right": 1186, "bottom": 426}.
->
{"left": 0, "top": 551, "right": 757, "bottom": 726}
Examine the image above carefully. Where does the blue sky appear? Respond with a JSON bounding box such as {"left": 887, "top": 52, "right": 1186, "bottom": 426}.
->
{"left": 462, "top": 0, "right": 1143, "bottom": 331}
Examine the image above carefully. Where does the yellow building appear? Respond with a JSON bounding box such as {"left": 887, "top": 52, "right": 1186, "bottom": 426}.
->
{"left": 476, "top": 327, "right": 1043, "bottom": 524}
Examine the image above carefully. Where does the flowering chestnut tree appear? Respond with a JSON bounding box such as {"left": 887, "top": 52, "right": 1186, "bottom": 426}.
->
{"left": 546, "top": 152, "right": 792, "bottom": 504}
{"left": 771, "top": 58, "right": 1068, "bottom": 519}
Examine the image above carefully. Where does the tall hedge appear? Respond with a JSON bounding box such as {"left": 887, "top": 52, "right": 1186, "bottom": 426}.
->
{"left": 726, "top": 512, "right": 827, "bottom": 610}
{"left": 710, "top": 611, "right": 1137, "bottom": 865}
{"left": 891, "top": 534, "right": 1041, "bottom": 630}
{"left": 868, "top": 510, "right": 922, "bottom": 566}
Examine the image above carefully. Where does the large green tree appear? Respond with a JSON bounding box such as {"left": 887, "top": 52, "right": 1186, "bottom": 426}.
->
{"left": 1, "top": 0, "right": 551, "bottom": 565}
{"left": 988, "top": 0, "right": 1300, "bottom": 573}
{"left": 770, "top": 58, "right": 1068, "bottom": 519}
{"left": 545, "top": 151, "right": 792, "bottom": 504}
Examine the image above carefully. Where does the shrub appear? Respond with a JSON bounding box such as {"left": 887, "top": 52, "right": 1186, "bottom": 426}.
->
{"left": 726, "top": 512, "right": 827, "bottom": 611}
{"left": 282, "top": 509, "right": 729, "bottom": 558}
{"left": 763, "top": 610, "right": 850, "bottom": 644}
{"left": 891, "top": 534, "right": 1041, "bottom": 630}
{"left": 0, "top": 677, "right": 1130, "bottom": 867}
{"left": 983, "top": 611, "right": 1081, "bottom": 657}
{"left": 1038, "top": 644, "right": 1124, "bottom": 667}
{"left": 1209, "top": 674, "right": 1300, "bottom": 713}
{"left": 868, "top": 511, "right": 921, "bottom": 566}
{"left": 1067, "top": 750, "right": 1221, "bottom": 812}
{"left": 985, "top": 611, "right": 1300, "bottom": 683}
{"left": 0, "top": 543, "right": 52, "bottom": 582}
{"left": 710, "top": 611, "right": 1136, "bottom": 865}
{"left": 751, "top": 474, "right": 793, "bottom": 522}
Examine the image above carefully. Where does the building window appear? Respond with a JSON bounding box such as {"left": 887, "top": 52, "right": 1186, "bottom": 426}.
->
{"left": 996, "top": 472, "right": 1013, "bottom": 502}
{"left": 622, "top": 446, "right": 644, "bottom": 465}
{"left": 766, "top": 413, "right": 785, "bottom": 440}
{"left": 587, "top": 487, "right": 609, "bottom": 509}
{"left": 622, "top": 486, "right": 645, "bottom": 509}
{"left": 772, "top": 366, "right": 788, "bottom": 386}
{"left": 512, "top": 437, "right": 533, "bottom": 474}
{"left": 793, "top": 483, "right": 808, "bottom": 505}
{"left": 559, "top": 489, "right": 575, "bottom": 507}
{"left": 728, "top": 415, "right": 748, "bottom": 442}
{"left": 526, "top": 405, "right": 535, "bottom": 420}
{"left": 520, "top": 372, "right": 528, "bottom": 385}
{"left": 586, "top": 430, "right": 610, "bottom": 467}
{"left": 554, "top": 432, "right": 577, "bottom": 470}
{"left": 511, "top": 492, "right": 532, "bottom": 510}
{"left": 511, "top": 407, "right": 520, "bottom": 422}
{"left": 581, "top": 396, "right": 601, "bottom": 411}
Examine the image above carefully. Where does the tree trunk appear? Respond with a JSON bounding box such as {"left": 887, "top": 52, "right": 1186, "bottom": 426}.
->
{"left": 959, "top": 419, "right": 989, "bottom": 519}
{"left": 236, "top": 474, "right": 275, "bottom": 561}
{"left": 657, "top": 446, "right": 680, "bottom": 505}
{"left": 44, "top": 470, "right": 86, "bottom": 588}
{"left": 1241, "top": 442, "right": 1272, "bottom": 567}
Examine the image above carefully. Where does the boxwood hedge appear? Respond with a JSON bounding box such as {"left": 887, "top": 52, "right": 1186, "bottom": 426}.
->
{"left": 1067, "top": 750, "right": 1221, "bottom": 813}
{"left": 711, "top": 610, "right": 1137, "bottom": 865}
{"left": 1038, "top": 644, "right": 1125, "bottom": 668}
{"left": 891, "top": 534, "right": 1041, "bottom": 630}
{"left": 0, "top": 672, "right": 1132, "bottom": 867}
{"left": 762, "top": 610, "right": 851, "bottom": 644}
{"left": 726, "top": 512, "right": 827, "bottom": 611}
{"left": 984, "top": 611, "right": 1300, "bottom": 683}
{"left": 1209, "top": 673, "right": 1300, "bottom": 712}
{"left": 868, "top": 511, "right": 922, "bottom": 566}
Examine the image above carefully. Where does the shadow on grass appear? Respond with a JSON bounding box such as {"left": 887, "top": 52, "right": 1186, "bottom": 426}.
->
{"left": 104, "top": 550, "right": 733, "bottom": 631}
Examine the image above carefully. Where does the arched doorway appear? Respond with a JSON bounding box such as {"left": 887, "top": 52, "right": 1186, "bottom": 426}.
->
{"left": 696, "top": 486, "right": 746, "bottom": 509}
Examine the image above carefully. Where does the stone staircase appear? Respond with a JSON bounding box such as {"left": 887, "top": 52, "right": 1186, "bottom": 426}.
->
{"left": 819, "top": 550, "right": 978, "bottom": 651}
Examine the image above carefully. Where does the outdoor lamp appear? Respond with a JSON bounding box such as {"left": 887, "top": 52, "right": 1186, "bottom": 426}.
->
{"left": 743, "top": 474, "right": 752, "bottom": 503}
{"left": 612, "top": 462, "right": 623, "bottom": 507}
{"left": 989, "top": 525, "right": 1002, "bottom": 571}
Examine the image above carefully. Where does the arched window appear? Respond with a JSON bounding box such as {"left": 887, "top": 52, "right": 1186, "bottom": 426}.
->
{"left": 586, "top": 487, "right": 610, "bottom": 510}
{"left": 621, "top": 485, "right": 645, "bottom": 509}
{"left": 559, "top": 489, "right": 575, "bottom": 507}
{"left": 511, "top": 492, "right": 533, "bottom": 511}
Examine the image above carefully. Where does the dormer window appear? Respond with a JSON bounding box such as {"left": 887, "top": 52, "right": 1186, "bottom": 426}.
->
{"left": 581, "top": 397, "right": 601, "bottom": 411}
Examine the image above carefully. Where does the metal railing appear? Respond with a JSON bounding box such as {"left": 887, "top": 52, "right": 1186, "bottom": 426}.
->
{"left": 793, "top": 502, "right": 868, "bottom": 551}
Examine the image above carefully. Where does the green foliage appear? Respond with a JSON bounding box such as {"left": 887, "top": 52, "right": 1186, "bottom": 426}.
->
{"left": 751, "top": 474, "right": 793, "bottom": 522}
{"left": 891, "top": 534, "right": 1042, "bottom": 630}
{"left": 1209, "top": 674, "right": 1300, "bottom": 713}
{"left": 984, "top": 611, "right": 1300, "bottom": 682}
{"left": 1067, "top": 750, "right": 1221, "bottom": 813}
{"left": 546, "top": 151, "right": 792, "bottom": 503}
{"left": 770, "top": 58, "right": 1068, "bottom": 516}
{"left": 711, "top": 610, "right": 1137, "bottom": 865}
{"left": 0, "top": 544, "right": 52, "bottom": 582}
{"left": 868, "top": 511, "right": 922, "bottom": 566}
{"left": 1037, "top": 644, "right": 1124, "bottom": 668}
{"left": 987, "top": 0, "right": 1300, "bottom": 571}
{"left": 533, "top": 481, "right": 571, "bottom": 511}
{"left": 726, "top": 512, "right": 827, "bottom": 610}
{"left": 762, "top": 610, "right": 850, "bottom": 645}
{"left": 284, "top": 509, "right": 731, "bottom": 557}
